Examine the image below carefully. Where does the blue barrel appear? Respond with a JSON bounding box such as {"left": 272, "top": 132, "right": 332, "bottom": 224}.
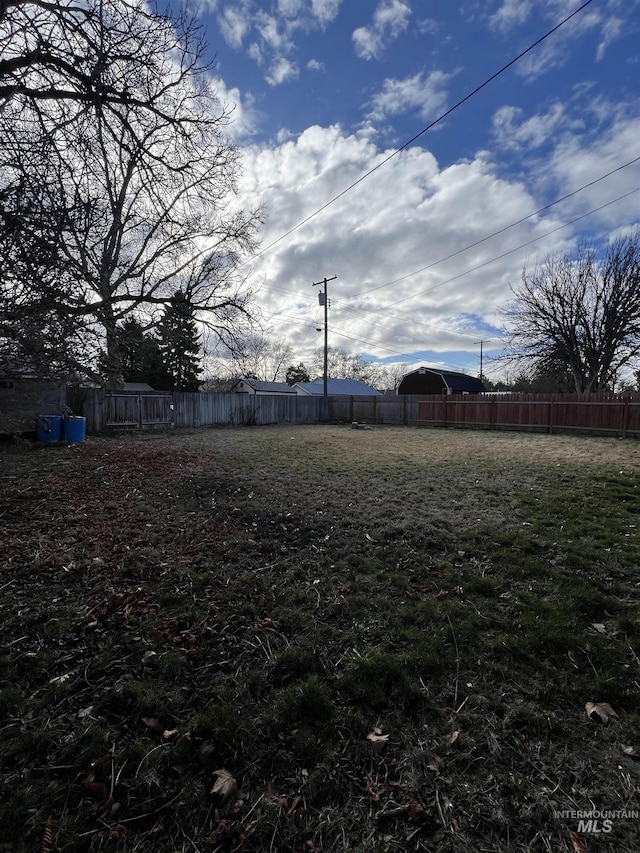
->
{"left": 36, "top": 415, "right": 63, "bottom": 443}
{"left": 63, "top": 416, "right": 86, "bottom": 444}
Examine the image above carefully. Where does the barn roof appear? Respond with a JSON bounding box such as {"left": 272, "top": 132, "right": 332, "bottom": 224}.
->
{"left": 438, "top": 370, "right": 485, "bottom": 392}
{"left": 294, "top": 378, "right": 381, "bottom": 396}
{"left": 399, "top": 367, "right": 485, "bottom": 393}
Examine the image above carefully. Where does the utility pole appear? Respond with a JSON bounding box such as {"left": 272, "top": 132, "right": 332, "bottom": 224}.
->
{"left": 474, "top": 339, "right": 491, "bottom": 382}
{"left": 312, "top": 275, "right": 337, "bottom": 399}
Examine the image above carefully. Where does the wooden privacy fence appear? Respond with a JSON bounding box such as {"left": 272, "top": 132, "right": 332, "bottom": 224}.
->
{"left": 79, "top": 389, "right": 326, "bottom": 432}
{"left": 72, "top": 389, "right": 640, "bottom": 438}
{"left": 407, "top": 393, "right": 640, "bottom": 437}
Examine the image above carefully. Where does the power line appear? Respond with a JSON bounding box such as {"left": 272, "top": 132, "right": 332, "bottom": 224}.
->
{"left": 347, "top": 153, "right": 640, "bottom": 299}
{"left": 261, "top": 184, "right": 639, "bottom": 359}
{"left": 247, "top": 0, "right": 596, "bottom": 263}
{"left": 263, "top": 186, "right": 639, "bottom": 357}
{"left": 371, "top": 184, "right": 640, "bottom": 309}
{"left": 249, "top": 151, "right": 640, "bottom": 316}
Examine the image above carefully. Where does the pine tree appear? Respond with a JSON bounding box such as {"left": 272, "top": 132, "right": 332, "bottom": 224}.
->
{"left": 118, "top": 318, "right": 171, "bottom": 389}
{"left": 157, "top": 290, "right": 201, "bottom": 391}
{"left": 285, "top": 363, "right": 310, "bottom": 385}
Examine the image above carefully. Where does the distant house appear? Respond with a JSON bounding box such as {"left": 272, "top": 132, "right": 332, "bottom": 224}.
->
{"left": 123, "top": 382, "right": 155, "bottom": 392}
{"left": 398, "top": 367, "right": 485, "bottom": 395}
{"left": 293, "top": 378, "right": 381, "bottom": 396}
{"left": 231, "top": 378, "right": 297, "bottom": 396}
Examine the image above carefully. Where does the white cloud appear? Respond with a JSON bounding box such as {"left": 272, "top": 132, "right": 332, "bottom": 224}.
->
{"left": 247, "top": 42, "right": 263, "bottom": 65}
{"left": 306, "top": 58, "right": 325, "bottom": 72}
{"left": 515, "top": 9, "right": 601, "bottom": 79}
{"left": 211, "top": 77, "right": 261, "bottom": 140}
{"left": 492, "top": 102, "right": 580, "bottom": 150}
{"left": 489, "top": 0, "right": 530, "bottom": 33}
{"left": 218, "top": 0, "right": 341, "bottom": 86}
{"left": 266, "top": 56, "right": 299, "bottom": 86}
{"left": 277, "top": 0, "right": 304, "bottom": 17}
{"left": 352, "top": 0, "right": 412, "bottom": 60}
{"left": 218, "top": 5, "right": 251, "bottom": 50}
{"left": 596, "top": 16, "right": 623, "bottom": 60}
{"left": 366, "top": 70, "right": 451, "bottom": 123}
{"left": 255, "top": 11, "right": 291, "bottom": 52}
{"left": 546, "top": 116, "right": 640, "bottom": 230}
{"left": 311, "top": 0, "right": 342, "bottom": 26}
{"left": 236, "top": 126, "right": 563, "bottom": 366}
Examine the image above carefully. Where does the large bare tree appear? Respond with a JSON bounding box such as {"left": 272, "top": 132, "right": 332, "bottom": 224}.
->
{"left": 502, "top": 234, "right": 640, "bottom": 393}
{"left": 1, "top": 0, "right": 262, "bottom": 386}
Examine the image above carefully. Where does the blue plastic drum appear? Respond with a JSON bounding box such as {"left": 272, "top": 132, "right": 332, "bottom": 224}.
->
{"left": 36, "top": 415, "right": 63, "bottom": 443}
{"left": 63, "top": 416, "right": 86, "bottom": 444}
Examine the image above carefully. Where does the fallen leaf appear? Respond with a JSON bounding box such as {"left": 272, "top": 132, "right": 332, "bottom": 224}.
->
{"left": 363, "top": 775, "right": 380, "bottom": 802}
{"left": 84, "top": 772, "right": 108, "bottom": 801}
{"left": 77, "top": 706, "right": 94, "bottom": 719}
{"left": 449, "top": 730, "right": 460, "bottom": 744}
{"left": 162, "top": 728, "right": 180, "bottom": 741}
{"left": 591, "top": 623, "right": 607, "bottom": 634}
{"left": 621, "top": 745, "right": 640, "bottom": 760}
{"left": 142, "top": 717, "right": 164, "bottom": 732}
{"left": 211, "top": 768, "right": 237, "bottom": 801}
{"left": 260, "top": 617, "right": 280, "bottom": 631}
{"left": 286, "top": 795, "right": 302, "bottom": 816}
{"left": 408, "top": 797, "right": 426, "bottom": 815}
{"left": 567, "top": 828, "right": 590, "bottom": 853}
{"left": 585, "top": 702, "right": 618, "bottom": 724}
{"left": 367, "top": 732, "right": 389, "bottom": 753}
{"left": 365, "top": 533, "right": 376, "bottom": 542}
{"left": 427, "top": 755, "right": 444, "bottom": 773}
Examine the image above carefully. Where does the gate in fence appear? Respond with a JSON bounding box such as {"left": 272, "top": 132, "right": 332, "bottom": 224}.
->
{"left": 103, "top": 391, "right": 173, "bottom": 429}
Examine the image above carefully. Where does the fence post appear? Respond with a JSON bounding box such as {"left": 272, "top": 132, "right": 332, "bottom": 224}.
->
{"left": 622, "top": 395, "right": 630, "bottom": 438}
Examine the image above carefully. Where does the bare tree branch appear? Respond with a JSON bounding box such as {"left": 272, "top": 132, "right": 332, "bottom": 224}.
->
{"left": 500, "top": 235, "right": 640, "bottom": 392}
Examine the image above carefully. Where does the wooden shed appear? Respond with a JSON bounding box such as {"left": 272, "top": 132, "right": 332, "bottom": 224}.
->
{"left": 398, "top": 367, "right": 485, "bottom": 395}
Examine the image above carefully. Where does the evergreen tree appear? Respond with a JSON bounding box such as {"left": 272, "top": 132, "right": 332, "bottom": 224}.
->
{"left": 118, "top": 318, "right": 171, "bottom": 388}
{"left": 157, "top": 290, "right": 201, "bottom": 391}
{"left": 285, "top": 363, "right": 310, "bottom": 385}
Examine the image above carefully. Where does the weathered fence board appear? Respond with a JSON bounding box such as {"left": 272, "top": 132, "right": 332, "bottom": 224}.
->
{"left": 172, "top": 392, "right": 324, "bottom": 428}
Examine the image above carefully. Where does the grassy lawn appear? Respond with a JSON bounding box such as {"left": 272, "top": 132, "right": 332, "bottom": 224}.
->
{"left": 1, "top": 424, "right": 640, "bottom": 852}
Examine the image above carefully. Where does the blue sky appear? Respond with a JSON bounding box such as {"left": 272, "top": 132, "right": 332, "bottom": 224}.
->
{"left": 180, "top": 0, "right": 640, "bottom": 382}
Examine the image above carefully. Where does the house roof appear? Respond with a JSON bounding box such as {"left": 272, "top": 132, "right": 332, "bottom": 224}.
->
{"left": 231, "top": 378, "right": 297, "bottom": 394}
{"left": 294, "top": 378, "right": 381, "bottom": 396}
{"left": 123, "top": 382, "right": 155, "bottom": 391}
